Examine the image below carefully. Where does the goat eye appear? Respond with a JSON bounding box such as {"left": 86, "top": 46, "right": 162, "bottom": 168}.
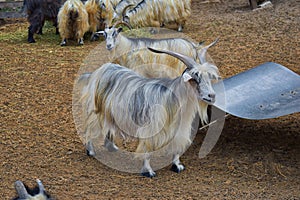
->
{"left": 209, "top": 74, "right": 216, "bottom": 80}
{"left": 196, "top": 74, "right": 202, "bottom": 83}
{"left": 112, "top": 31, "right": 116, "bottom": 37}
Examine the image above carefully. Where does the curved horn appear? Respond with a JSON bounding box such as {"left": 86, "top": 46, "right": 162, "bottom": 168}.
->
{"left": 36, "top": 179, "right": 45, "bottom": 194}
{"left": 14, "top": 180, "right": 30, "bottom": 199}
{"left": 121, "top": 4, "right": 134, "bottom": 18}
{"left": 113, "top": 21, "right": 132, "bottom": 29}
{"left": 198, "top": 38, "right": 219, "bottom": 64}
{"left": 110, "top": 0, "right": 116, "bottom": 10}
{"left": 147, "top": 47, "right": 198, "bottom": 69}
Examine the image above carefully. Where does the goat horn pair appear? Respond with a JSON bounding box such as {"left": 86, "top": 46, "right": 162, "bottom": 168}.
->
{"left": 148, "top": 38, "right": 219, "bottom": 69}
{"left": 14, "top": 179, "right": 45, "bottom": 198}
{"left": 113, "top": 21, "right": 132, "bottom": 29}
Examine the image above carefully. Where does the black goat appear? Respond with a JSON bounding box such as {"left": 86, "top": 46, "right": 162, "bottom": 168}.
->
{"left": 23, "top": 0, "right": 63, "bottom": 43}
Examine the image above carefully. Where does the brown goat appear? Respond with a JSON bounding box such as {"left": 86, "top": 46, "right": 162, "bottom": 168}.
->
{"left": 58, "top": 0, "right": 90, "bottom": 46}
{"left": 84, "top": 0, "right": 105, "bottom": 41}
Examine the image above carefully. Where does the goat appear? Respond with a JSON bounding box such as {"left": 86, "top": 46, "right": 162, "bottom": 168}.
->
{"left": 84, "top": 0, "right": 105, "bottom": 40}
{"left": 58, "top": 0, "right": 90, "bottom": 46}
{"left": 96, "top": 22, "right": 199, "bottom": 78}
{"left": 122, "top": 0, "right": 191, "bottom": 32}
{"left": 84, "top": 0, "right": 114, "bottom": 41}
{"left": 23, "top": 0, "right": 63, "bottom": 43}
{"left": 96, "top": 22, "right": 214, "bottom": 124}
{"left": 112, "top": 0, "right": 141, "bottom": 20}
{"left": 79, "top": 40, "right": 219, "bottom": 177}
{"left": 99, "top": 0, "right": 114, "bottom": 27}
{"left": 13, "top": 179, "right": 52, "bottom": 200}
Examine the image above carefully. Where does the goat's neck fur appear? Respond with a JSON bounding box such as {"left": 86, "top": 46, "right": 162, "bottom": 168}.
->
{"left": 111, "top": 33, "right": 133, "bottom": 59}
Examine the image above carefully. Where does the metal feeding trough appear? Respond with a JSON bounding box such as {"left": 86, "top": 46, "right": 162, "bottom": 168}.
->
{"left": 198, "top": 62, "right": 299, "bottom": 158}
{"left": 213, "top": 62, "right": 300, "bottom": 120}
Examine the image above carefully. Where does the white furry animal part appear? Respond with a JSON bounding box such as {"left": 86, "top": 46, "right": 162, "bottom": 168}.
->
{"left": 13, "top": 179, "right": 52, "bottom": 200}
{"left": 96, "top": 24, "right": 215, "bottom": 124}
{"left": 79, "top": 43, "right": 219, "bottom": 177}
{"left": 122, "top": 0, "right": 192, "bottom": 31}
{"left": 57, "top": 0, "right": 89, "bottom": 46}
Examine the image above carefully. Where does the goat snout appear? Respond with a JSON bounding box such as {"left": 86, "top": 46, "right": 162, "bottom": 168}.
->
{"left": 201, "top": 92, "right": 216, "bottom": 104}
{"left": 208, "top": 93, "right": 216, "bottom": 99}
{"left": 106, "top": 44, "right": 113, "bottom": 50}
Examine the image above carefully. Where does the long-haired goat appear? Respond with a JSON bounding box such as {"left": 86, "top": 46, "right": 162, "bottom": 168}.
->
{"left": 84, "top": 0, "right": 114, "bottom": 40}
{"left": 97, "top": 22, "right": 199, "bottom": 78}
{"left": 23, "top": 0, "right": 63, "bottom": 43}
{"left": 79, "top": 41, "right": 219, "bottom": 177}
{"left": 122, "top": 0, "right": 191, "bottom": 31}
{"left": 13, "top": 179, "right": 52, "bottom": 200}
{"left": 99, "top": 0, "right": 114, "bottom": 27}
{"left": 96, "top": 22, "right": 215, "bottom": 124}
{"left": 84, "top": 0, "right": 105, "bottom": 40}
{"left": 58, "top": 0, "right": 90, "bottom": 46}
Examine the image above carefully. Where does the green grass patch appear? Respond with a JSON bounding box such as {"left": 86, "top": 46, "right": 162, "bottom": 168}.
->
{"left": 0, "top": 21, "right": 60, "bottom": 44}
{"left": 0, "top": 26, "right": 27, "bottom": 43}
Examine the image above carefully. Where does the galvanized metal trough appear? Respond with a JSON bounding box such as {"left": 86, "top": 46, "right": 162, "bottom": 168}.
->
{"left": 213, "top": 62, "right": 300, "bottom": 120}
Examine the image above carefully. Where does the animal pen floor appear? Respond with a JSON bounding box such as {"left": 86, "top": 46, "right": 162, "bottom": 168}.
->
{"left": 0, "top": 0, "right": 299, "bottom": 199}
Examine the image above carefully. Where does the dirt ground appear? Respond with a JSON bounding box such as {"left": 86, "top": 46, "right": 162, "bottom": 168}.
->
{"left": 1, "top": 0, "right": 299, "bottom": 199}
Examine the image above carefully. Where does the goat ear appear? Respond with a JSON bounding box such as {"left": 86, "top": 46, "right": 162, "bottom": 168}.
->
{"left": 36, "top": 179, "right": 45, "bottom": 195}
{"left": 182, "top": 72, "right": 193, "bottom": 82}
{"left": 95, "top": 31, "right": 104, "bottom": 36}
{"left": 14, "top": 180, "right": 30, "bottom": 199}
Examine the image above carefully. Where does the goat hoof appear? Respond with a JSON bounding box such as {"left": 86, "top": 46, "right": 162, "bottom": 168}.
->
{"left": 141, "top": 171, "right": 156, "bottom": 178}
{"left": 28, "top": 39, "right": 36, "bottom": 43}
{"left": 86, "top": 141, "right": 95, "bottom": 156}
{"left": 86, "top": 149, "right": 94, "bottom": 156}
{"left": 171, "top": 163, "right": 185, "bottom": 173}
{"left": 178, "top": 26, "right": 183, "bottom": 32}
{"left": 60, "top": 39, "right": 67, "bottom": 46}
{"left": 104, "top": 138, "right": 119, "bottom": 152}
{"left": 78, "top": 38, "right": 84, "bottom": 45}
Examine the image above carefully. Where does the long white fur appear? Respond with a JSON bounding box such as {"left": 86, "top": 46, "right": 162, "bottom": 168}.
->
{"left": 113, "top": 0, "right": 142, "bottom": 19}
{"left": 124, "top": 0, "right": 191, "bottom": 31}
{"left": 80, "top": 58, "right": 219, "bottom": 175}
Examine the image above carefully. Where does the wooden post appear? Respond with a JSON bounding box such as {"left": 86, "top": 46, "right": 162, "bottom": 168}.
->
{"left": 249, "top": 0, "right": 258, "bottom": 9}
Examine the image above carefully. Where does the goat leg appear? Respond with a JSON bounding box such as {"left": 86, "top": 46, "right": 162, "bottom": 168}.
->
{"left": 170, "top": 154, "right": 185, "bottom": 173}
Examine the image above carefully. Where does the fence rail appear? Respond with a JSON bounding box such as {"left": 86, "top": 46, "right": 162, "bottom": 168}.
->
{"left": 0, "top": 1, "right": 25, "bottom": 19}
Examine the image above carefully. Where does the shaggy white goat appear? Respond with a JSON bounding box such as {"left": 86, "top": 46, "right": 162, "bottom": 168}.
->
{"left": 96, "top": 23, "right": 214, "bottom": 124}
{"left": 79, "top": 41, "right": 219, "bottom": 177}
